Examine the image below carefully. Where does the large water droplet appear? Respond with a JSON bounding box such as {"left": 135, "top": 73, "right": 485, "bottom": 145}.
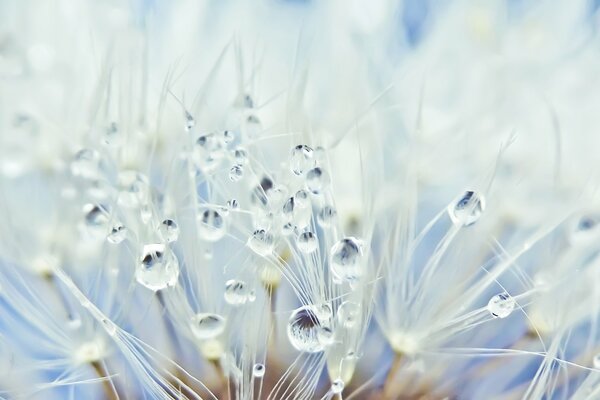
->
{"left": 297, "top": 231, "right": 318, "bottom": 253}
{"left": 224, "top": 280, "right": 251, "bottom": 306}
{"left": 136, "top": 244, "right": 180, "bottom": 291}
{"left": 306, "top": 167, "right": 329, "bottom": 195}
{"left": 290, "top": 145, "right": 315, "bottom": 176}
{"left": 487, "top": 293, "right": 515, "bottom": 319}
{"left": 330, "top": 237, "right": 363, "bottom": 283}
{"left": 337, "top": 301, "right": 360, "bottom": 328}
{"left": 83, "top": 203, "right": 110, "bottom": 235}
{"left": 287, "top": 306, "right": 324, "bottom": 353}
{"left": 190, "top": 313, "right": 226, "bottom": 340}
{"left": 159, "top": 219, "right": 179, "bottom": 243}
{"left": 247, "top": 229, "right": 274, "bottom": 256}
{"left": 331, "top": 379, "right": 345, "bottom": 394}
{"left": 198, "top": 209, "right": 226, "bottom": 242}
{"left": 447, "top": 190, "right": 485, "bottom": 227}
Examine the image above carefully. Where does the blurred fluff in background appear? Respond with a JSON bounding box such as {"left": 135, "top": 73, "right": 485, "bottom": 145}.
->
{"left": 2, "top": 0, "right": 600, "bottom": 399}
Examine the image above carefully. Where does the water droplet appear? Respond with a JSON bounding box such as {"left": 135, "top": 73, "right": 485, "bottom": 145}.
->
{"left": 282, "top": 223, "right": 295, "bottom": 236}
{"left": 229, "top": 164, "right": 244, "bottom": 182}
{"left": 318, "top": 205, "right": 337, "bottom": 227}
{"left": 331, "top": 378, "right": 344, "bottom": 394}
{"left": 198, "top": 208, "right": 226, "bottom": 242}
{"left": 487, "top": 293, "right": 515, "bottom": 319}
{"left": 447, "top": 190, "right": 485, "bottom": 227}
{"left": 222, "top": 130, "right": 235, "bottom": 144}
{"left": 297, "top": 231, "right": 318, "bottom": 253}
{"left": 317, "top": 325, "right": 335, "bottom": 346}
{"left": 107, "top": 223, "right": 127, "bottom": 244}
{"left": 234, "top": 147, "right": 248, "bottom": 164}
{"left": 190, "top": 313, "right": 226, "bottom": 340}
{"left": 159, "top": 219, "right": 179, "bottom": 243}
{"left": 227, "top": 199, "right": 239, "bottom": 210}
{"left": 83, "top": 203, "right": 110, "bottom": 234}
{"left": 103, "top": 121, "right": 120, "bottom": 146}
{"left": 593, "top": 353, "right": 600, "bottom": 368}
{"left": 185, "top": 112, "right": 195, "bottom": 132}
{"left": 136, "top": 244, "right": 180, "bottom": 291}
{"left": 224, "top": 280, "right": 251, "bottom": 306}
{"left": 117, "top": 170, "right": 150, "bottom": 208}
{"left": 247, "top": 229, "right": 274, "bottom": 256}
{"left": 193, "top": 133, "right": 226, "bottom": 173}
{"left": 330, "top": 237, "right": 363, "bottom": 283}
{"left": 570, "top": 214, "right": 600, "bottom": 243}
{"left": 242, "top": 114, "right": 262, "bottom": 138}
{"left": 252, "top": 363, "right": 266, "bottom": 378}
{"left": 294, "top": 189, "right": 310, "bottom": 207}
{"left": 337, "top": 301, "right": 360, "bottom": 328}
{"left": 71, "top": 149, "right": 103, "bottom": 180}
{"left": 306, "top": 167, "right": 329, "bottom": 195}
{"left": 287, "top": 306, "right": 324, "bottom": 353}
{"left": 290, "top": 145, "right": 315, "bottom": 176}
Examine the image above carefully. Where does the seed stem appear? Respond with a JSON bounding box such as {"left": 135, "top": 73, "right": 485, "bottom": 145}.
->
{"left": 91, "top": 360, "right": 118, "bottom": 400}
{"left": 382, "top": 353, "right": 403, "bottom": 399}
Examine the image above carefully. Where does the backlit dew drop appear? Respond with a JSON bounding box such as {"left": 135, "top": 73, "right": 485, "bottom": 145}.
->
{"left": 227, "top": 199, "right": 239, "bottom": 210}
{"left": 337, "top": 301, "right": 360, "bottom": 328}
{"left": 247, "top": 229, "right": 274, "bottom": 256}
{"left": 306, "top": 167, "right": 329, "bottom": 195}
{"left": 570, "top": 214, "right": 600, "bottom": 243}
{"left": 117, "top": 170, "right": 150, "bottom": 208}
{"left": 229, "top": 164, "right": 244, "bottom": 182}
{"left": 287, "top": 306, "right": 324, "bottom": 353}
{"left": 185, "top": 111, "right": 195, "bottom": 131}
{"left": 234, "top": 147, "right": 248, "bottom": 164}
{"left": 71, "top": 148, "right": 102, "bottom": 180}
{"left": 294, "top": 189, "right": 310, "bottom": 207}
{"left": 331, "top": 378, "right": 345, "bottom": 394}
{"left": 297, "top": 231, "right": 318, "bottom": 253}
{"left": 224, "top": 279, "right": 251, "bottom": 306}
{"left": 593, "top": 353, "right": 600, "bottom": 369}
{"left": 159, "top": 219, "right": 179, "bottom": 243}
{"left": 107, "top": 223, "right": 127, "bottom": 244}
{"left": 103, "top": 121, "right": 120, "bottom": 146}
{"left": 318, "top": 205, "right": 337, "bottom": 227}
{"left": 487, "top": 293, "right": 515, "bottom": 319}
{"left": 193, "top": 133, "right": 226, "bottom": 173}
{"left": 242, "top": 114, "right": 262, "bottom": 138}
{"left": 83, "top": 203, "right": 110, "bottom": 233}
{"left": 222, "top": 130, "right": 235, "bottom": 144}
{"left": 252, "top": 363, "right": 266, "bottom": 378}
{"left": 447, "top": 190, "right": 485, "bottom": 227}
{"left": 190, "top": 313, "right": 226, "bottom": 340}
{"left": 198, "top": 208, "right": 226, "bottom": 242}
{"left": 136, "top": 243, "right": 180, "bottom": 291}
{"left": 330, "top": 237, "right": 363, "bottom": 283}
{"left": 290, "top": 145, "right": 315, "bottom": 176}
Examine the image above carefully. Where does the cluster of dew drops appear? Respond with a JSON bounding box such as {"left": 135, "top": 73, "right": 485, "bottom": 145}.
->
{"left": 69, "top": 110, "right": 517, "bottom": 390}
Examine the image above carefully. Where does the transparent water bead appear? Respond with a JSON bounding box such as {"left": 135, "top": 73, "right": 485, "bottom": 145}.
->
{"left": 198, "top": 208, "right": 226, "bottom": 242}
{"left": 84, "top": 203, "right": 110, "bottom": 233}
{"left": 337, "top": 301, "right": 360, "bottom": 328}
{"left": 570, "top": 214, "right": 600, "bottom": 243}
{"left": 190, "top": 313, "right": 226, "bottom": 340}
{"left": 229, "top": 164, "right": 244, "bottom": 182}
{"left": 117, "top": 170, "right": 150, "bottom": 208}
{"left": 306, "top": 167, "right": 329, "bottom": 195}
{"left": 103, "top": 121, "right": 120, "bottom": 146}
{"left": 234, "top": 147, "right": 248, "bottom": 164}
{"left": 136, "top": 244, "right": 180, "bottom": 291}
{"left": 242, "top": 114, "right": 262, "bottom": 138}
{"left": 107, "top": 223, "right": 127, "bottom": 244}
{"left": 331, "top": 379, "right": 345, "bottom": 394}
{"left": 227, "top": 199, "right": 239, "bottom": 210}
{"left": 222, "top": 130, "right": 235, "bottom": 144}
{"left": 287, "top": 306, "right": 324, "bottom": 353}
{"left": 159, "top": 219, "right": 179, "bottom": 243}
{"left": 252, "top": 363, "right": 266, "bottom": 378}
{"left": 487, "top": 293, "right": 515, "bottom": 319}
{"left": 297, "top": 231, "right": 318, "bottom": 253}
{"left": 193, "top": 133, "right": 226, "bottom": 173}
{"left": 593, "top": 353, "right": 600, "bottom": 369}
{"left": 71, "top": 148, "right": 103, "bottom": 180}
{"left": 247, "top": 229, "right": 274, "bottom": 256}
{"left": 185, "top": 111, "right": 195, "bottom": 132}
{"left": 318, "top": 205, "right": 337, "bottom": 227}
{"left": 290, "top": 145, "right": 315, "bottom": 176}
{"left": 447, "top": 190, "right": 485, "bottom": 227}
{"left": 224, "top": 279, "right": 252, "bottom": 306}
{"left": 330, "top": 237, "right": 363, "bottom": 283}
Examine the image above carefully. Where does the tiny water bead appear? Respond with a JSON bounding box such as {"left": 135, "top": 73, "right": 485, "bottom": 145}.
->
{"left": 227, "top": 199, "right": 239, "bottom": 210}
{"left": 287, "top": 306, "right": 324, "bottom": 353}
{"left": 337, "top": 301, "right": 361, "bottom": 328}
{"left": 136, "top": 243, "right": 180, "bottom": 291}
{"left": 190, "top": 313, "right": 226, "bottom": 340}
{"left": 234, "top": 147, "right": 248, "bottom": 164}
{"left": 71, "top": 148, "right": 102, "bottom": 180}
{"left": 117, "top": 170, "right": 150, "bottom": 208}
{"left": 306, "top": 167, "right": 329, "bottom": 195}
{"left": 318, "top": 205, "right": 337, "bottom": 227}
{"left": 252, "top": 363, "right": 266, "bottom": 378}
{"left": 159, "top": 219, "right": 179, "bottom": 243}
{"left": 242, "top": 114, "right": 262, "bottom": 138}
{"left": 447, "top": 190, "right": 485, "bottom": 227}
{"left": 193, "top": 133, "right": 226, "bottom": 173}
{"left": 107, "top": 223, "right": 127, "bottom": 244}
{"left": 290, "top": 145, "right": 315, "bottom": 176}
{"left": 224, "top": 279, "right": 252, "bottom": 306}
{"left": 487, "top": 293, "right": 515, "bottom": 319}
{"left": 185, "top": 112, "right": 195, "bottom": 132}
{"left": 247, "top": 229, "right": 274, "bottom": 256}
{"left": 229, "top": 164, "right": 244, "bottom": 182}
{"left": 222, "top": 130, "right": 235, "bottom": 144}
{"left": 103, "top": 121, "right": 120, "bottom": 146}
{"left": 198, "top": 208, "right": 226, "bottom": 242}
{"left": 570, "top": 214, "right": 600, "bottom": 243}
{"left": 330, "top": 237, "right": 363, "bottom": 283}
{"left": 297, "top": 231, "right": 318, "bottom": 253}
{"left": 83, "top": 203, "right": 110, "bottom": 232}
{"left": 331, "top": 378, "right": 345, "bottom": 394}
